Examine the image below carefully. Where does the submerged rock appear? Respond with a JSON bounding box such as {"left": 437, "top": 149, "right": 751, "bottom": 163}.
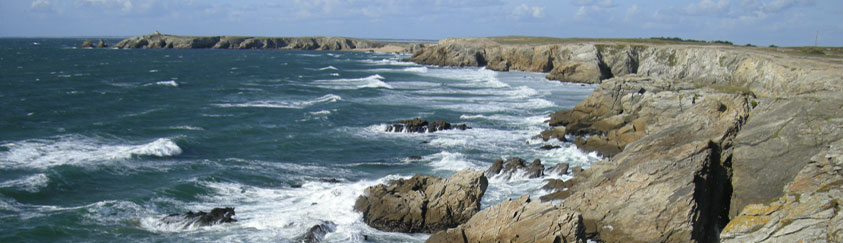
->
{"left": 353, "top": 169, "right": 487, "bottom": 233}
{"left": 161, "top": 207, "right": 237, "bottom": 229}
{"left": 384, "top": 118, "right": 469, "bottom": 133}
{"left": 427, "top": 195, "right": 585, "bottom": 243}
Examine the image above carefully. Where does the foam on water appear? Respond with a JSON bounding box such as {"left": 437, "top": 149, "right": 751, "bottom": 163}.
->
{"left": 154, "top": 80, "right": 179, "bottom": 87}
{"left": 0, "top": 136, "right": 183, "bottom": 169}
{"left": 312, "top": 74, "right": 393, "bottom": 90}
{"left": 0, "top": 173, "right": 49, "bottom": 192}
{"left": 318, "top": 66, "right": 339, "bottom": 71}
{"left": 215, "top": 94, "right": 342, "bottom": 109}
{"left": 153, "top": 176, "right": 429, "bottom": 242}
{"left": 360, "top": 58, "right": 417, "bottom": 66}
{"left": 424, "top": 151, "right": 482, "bottom": 171}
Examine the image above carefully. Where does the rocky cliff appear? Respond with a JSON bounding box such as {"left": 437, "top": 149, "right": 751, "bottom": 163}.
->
{"left": 113, "top": 32, "right": 385, "bottom": 51}
{"left": 409, "top": 37, "right": 843, "bottom": 242}
{"left": 409, "top": 37, "right": 842, "bottom": 97}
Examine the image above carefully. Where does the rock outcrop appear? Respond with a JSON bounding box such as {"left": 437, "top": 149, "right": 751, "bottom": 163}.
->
{"left": 728, "top": 94, "right": 843, "bottom": 217}
{"left": 407, "top": 36, "right": 843, "bottom": 243}
{"left": 484, "top": 157, "right": 544, "bottom": 179}
{"left": 721, "top": 139, "right": 843, "bottom": 242}
{"left": 384, "top": 118, "right": 469, "bottom": 133}
{"left": 114, "top": 32, "right": 385, "bottom": 51}
{"left": 409, "top": 37, "right": 843, "bottom": 97}
{"left": 79, "top": 40, "right": 94, "bottom": 48}
{"left": 549, "top": 75, "right": 751, "bottom": 242}
{"left": 353, "top": 169, "right": 487, "bottom": 233}
{"left": 427, "top": 195, "right": 585, "bottom": 243}
{"left": 160, "top": 207, "right": 237, "bottom": 229}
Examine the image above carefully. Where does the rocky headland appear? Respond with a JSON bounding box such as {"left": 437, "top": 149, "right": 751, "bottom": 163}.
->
{"left": 107, "top": 32, "right": 404, "bottom": 51}
{"left": 394, "top": 37, "right": 842, "bottom": 242}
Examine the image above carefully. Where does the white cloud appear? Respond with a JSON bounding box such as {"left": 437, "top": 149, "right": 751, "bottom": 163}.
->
{"left": 30, "top": 0, "right": 55, "bottom": 13}
{"left": 625, "top": 4, "right": 639, "bottom": 21}
{"left": 570, "top": 0, "right": 615, "bottom": 7}
{"left": 683, "top": 0, "right": 731, "bottom": 16}
{"left": 513, "top": 4, "right": 546, "bottom": 19}
{"left": 81, "top": 0, "right": 134, "bottom": 13}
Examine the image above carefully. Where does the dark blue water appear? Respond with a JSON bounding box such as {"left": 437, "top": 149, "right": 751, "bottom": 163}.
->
{"left": 0, "top": 38, "right": 597, "bottom": 242}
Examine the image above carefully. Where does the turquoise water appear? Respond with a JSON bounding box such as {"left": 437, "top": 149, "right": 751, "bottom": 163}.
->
{"left": 0, "top": 38, "right": 597, "bottom": 242}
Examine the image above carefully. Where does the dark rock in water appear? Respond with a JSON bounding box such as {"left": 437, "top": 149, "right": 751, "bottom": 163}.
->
{"left": 408, "top": 155, "right": 422, "bottom": 160}
{"left": 96, "top": 39, "right": 108, "bottom": 48}
{"left": 384, "top": 118, "right": 469, "bottom": 133}
{"left": 80, "top": 40, "right": 94, "bottom": 48}
{"left": 485, "top": 157, "right": 544, "bottom": 179}
{"left": 547, "top": 163, "right": 570, "bottom": 176}
{"left": 528, "top": 159, "right": 545, "bottom": 178}
{"left": 296, "top": 221, "right": 337, "bottom": 243}
{"left": 353, "top": 169, "right": 487, "bottom": 233}
{"left": 161, "top": 207, "right": 236, "bottom": 229}
{"left": 290, "top": 183, "right": 303, "bottom": 188}
{"left": 538, "top": 144, "right": 561, "bottom": 150}
{"left": 484, "top": 159, "right": 503, "bottom": 178}
{"left": 319, "top": 178, "right": 341, "bottom": 183}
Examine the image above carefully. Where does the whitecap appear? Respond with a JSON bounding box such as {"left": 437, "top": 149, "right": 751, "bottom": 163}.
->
{"left": 0, "top": 136, "right": 183, "bottom": 169}
{"left": 146, "top": 80, "right": 178, "bottom": 87}
{"left": 312, "top": 74, "right": 393, "bottom": 90}
{"left": 360, "top": 58, "right": 416, "bottom": 66}
{"left": 0, "top": 173, "right": 49, "bottom": 192}
{"left": 425, "top": 152, "right": 480, "bottom": 171}
{"left": 318, "top": 66, "right": 339, "bottom": 71}
{"left": 215, "top": 94, "right": 342, "bottom": 109}
{"left": 169, "top": 126, "right": 204, "bottom": 131}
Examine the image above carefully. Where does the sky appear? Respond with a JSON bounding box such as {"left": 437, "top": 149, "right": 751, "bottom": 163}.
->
{"left": 1, "top": 0, "right": 841, "bottom": 46}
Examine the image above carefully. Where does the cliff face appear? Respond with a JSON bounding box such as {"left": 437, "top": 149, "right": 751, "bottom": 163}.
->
{"left": 114, "top": 33, "right": 385, "bottom": 51}
{"left": 409, "top": 38, "right": 843, "bottom": 97}
{"left": 410, "top": 37, "right": 843, "bottom": 242}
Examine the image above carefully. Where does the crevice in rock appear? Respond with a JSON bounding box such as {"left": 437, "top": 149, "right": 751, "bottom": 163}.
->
{"left": 692, "top": 141, "right": 734, "bottom": 242}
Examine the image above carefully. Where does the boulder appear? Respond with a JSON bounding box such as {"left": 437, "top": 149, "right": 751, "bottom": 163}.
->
{"left": 296, "top": 221, "right": 337, "bottom": 243}
{"left": 385, "top": 118, "right": 469, "bottom": 133}
{"left": 353, "top": 169, "right": 487, "bottom": 233}
{"left": 80, "top": 40, "right": 94, "bottom": 48}
{"left": 427, "top": 195, "right": 585, "bottom": 243}
{"left": 160, "top": 207, "right": 237, "bottom": 229}
{"left": 538, "top": 126, "right": 567, "bottom": 141}
{"left": 721, "top": 139, "right": 843, "bottom": 242}
{"left": 538, "top": 144, "right": 561, "bottom": 150}
{"left": 485, "top": 157, "right": 543, "bottom": 179}
{"left": 96, "top": 39, "right": 108, "bottom": 48}
{"left": 547, "top": 163, "right": 570, "bottom": 176}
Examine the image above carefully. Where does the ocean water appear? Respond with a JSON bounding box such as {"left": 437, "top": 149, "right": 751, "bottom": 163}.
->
{"left": 0, "top": 38, "right": 598, "bottom": 242}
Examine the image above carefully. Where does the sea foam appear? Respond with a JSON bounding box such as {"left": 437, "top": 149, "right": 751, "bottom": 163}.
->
{"left": 0, "top": 136, "right": 183, "bottom": 169}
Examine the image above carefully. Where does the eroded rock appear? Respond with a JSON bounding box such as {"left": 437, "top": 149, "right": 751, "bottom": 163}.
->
{"left": 385, "top": 118, "right": 469, "bottom": 133}
{"left": 721, "top": 139, "right": 843, "bottom": 242}
{"left": 427, "top": 195, "right": 585, "bottom": 243}
{"left": 353, "top": 169, "right": 487, "bottom": 233}
{"left": 160, "top": 207, "right": 237, "bottom": 229}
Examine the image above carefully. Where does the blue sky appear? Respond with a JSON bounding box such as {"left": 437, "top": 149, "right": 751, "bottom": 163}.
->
{"left": 1, "top": 0, "right": 841, "bottom": 46}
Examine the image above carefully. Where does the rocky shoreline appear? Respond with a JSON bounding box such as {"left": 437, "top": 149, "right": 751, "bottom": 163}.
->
{"left": 394, "top": 37, "right": 843, "bottom": 242}
{"left": 111, "top": 33, "right": 843, "bottom": 241}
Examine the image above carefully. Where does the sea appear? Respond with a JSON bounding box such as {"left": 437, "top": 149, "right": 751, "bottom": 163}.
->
{"left": 0, "top": 38, "right": 599, "bottom": 242}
